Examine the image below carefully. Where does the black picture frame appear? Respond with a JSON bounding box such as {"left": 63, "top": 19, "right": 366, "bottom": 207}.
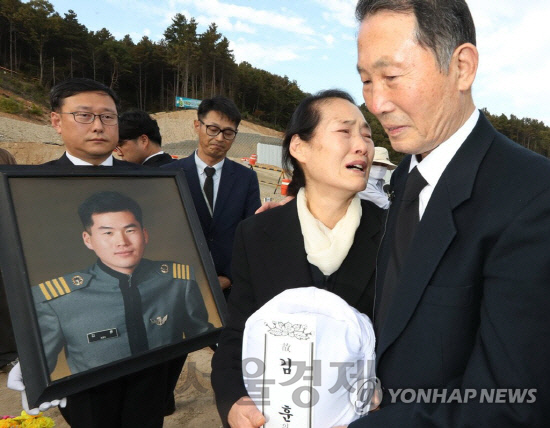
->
{"left": 0, "top": 166, "right": 227, "bottom": 407}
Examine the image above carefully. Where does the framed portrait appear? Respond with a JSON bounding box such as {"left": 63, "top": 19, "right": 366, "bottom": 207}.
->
{"left": 0, "top": 166, "right": 227, "bottom": 407}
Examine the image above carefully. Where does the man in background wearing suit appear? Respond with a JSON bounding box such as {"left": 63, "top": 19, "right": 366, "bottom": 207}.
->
{"left": 116, "top": 110, "right": 174, "bottom": 166}
{"left": 164, "top": 96, "right": 261, "bottom": 297}
{"left": 8, "top": 78, "right": 175, "bottom": 428}
{"left": 343, "top": 1, "right": 550, "bottom": 427}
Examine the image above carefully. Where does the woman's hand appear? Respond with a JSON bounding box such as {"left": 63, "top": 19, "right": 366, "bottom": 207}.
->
{"left": 228, "top": 396, "right": 266, "bottom": 428}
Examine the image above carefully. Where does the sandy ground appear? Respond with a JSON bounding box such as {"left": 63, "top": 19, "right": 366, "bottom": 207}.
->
{"left": 0, "top": 112, "right": 287, "bottom": 426}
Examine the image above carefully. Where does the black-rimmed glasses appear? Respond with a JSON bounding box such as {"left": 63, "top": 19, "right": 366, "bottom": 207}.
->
{"left": 58, "top": 111, "right": 118, "bottom": 125}
{"left": 199, "top": 119, "right": 238, "bottom": 140}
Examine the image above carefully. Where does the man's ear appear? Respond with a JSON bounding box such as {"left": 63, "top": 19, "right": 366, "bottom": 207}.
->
{"left": 193, "top": 119, "right": 201, "bottom": 135}
{"left": 82, "top": 231, "right": 94, "bottom": 250}
{"left": 143, "top": 228, "right": 149, "bottom": 245}
{"left": 453, "top": 43, "right": 478, "bottom": 92}
{"left": 139, "top": 134, "right": 149, "bottom": 148}
{"left": 289, "top": 134, "right": 308, "bottom": 164}
{"left": 51, "top": 112, "right": 62, "bottom": 135}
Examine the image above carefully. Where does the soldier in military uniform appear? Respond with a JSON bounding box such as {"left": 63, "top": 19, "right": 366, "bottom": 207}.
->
{"left": 32, "top": 190, "right": 212, "bottom": 376}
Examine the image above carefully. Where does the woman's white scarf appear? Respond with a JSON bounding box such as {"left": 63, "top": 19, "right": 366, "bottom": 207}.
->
{"left": 297, "top": 188, "right": 362, "bottom": 276}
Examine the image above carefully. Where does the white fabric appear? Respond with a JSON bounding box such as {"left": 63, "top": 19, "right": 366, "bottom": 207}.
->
{"left": 243, "top": 287, "right": 376, "bottom": 428}
{"left": 65, "top": 151, "right": 113, "bottom": 166}
{"left": 194, "top": 150, "right": 224, "bottom": 209}
{"left": 409, "top": 108, "right": 479, "bottom": 219}
{"left": 297, "top": 188, "right": 362, "bottom": 276}
{"left": 7, "top": 362, "right": 66, "bottom": 415}
{"left": 369, "top": 165, "right": 387, "bottom": 180}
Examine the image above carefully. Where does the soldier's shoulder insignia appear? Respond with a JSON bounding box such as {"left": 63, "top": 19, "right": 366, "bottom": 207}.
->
{"left": 34, "top": 273, "right": 92, "bottom": 302}
{"left": 158, "top": 261, "right": 193, "bottom": 280}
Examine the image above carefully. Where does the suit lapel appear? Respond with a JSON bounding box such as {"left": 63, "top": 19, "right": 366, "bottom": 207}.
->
{"left": 332, "top": 201, "right": 382, "bottom": 309}
{"left": 55, "top": 153, "right": 74, "bottom": 165}
{"left": 260, "top": 201, "right": 313, "bottom": 295}
{"left": 374, "top": 158, "right": 410, "bottom": 313}
{"left": 212, "top": 159, "right": 236, "bottom": 220}
{"left": 182, "top": 156, "right": 212, "bottom": 228}
{"left": 376, "top": 113, "right": 497, "bottom": 360}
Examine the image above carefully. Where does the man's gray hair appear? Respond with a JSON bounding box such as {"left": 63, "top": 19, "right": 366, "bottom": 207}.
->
{"left": 355, "top": 0, "right": 476, "bottom": 71}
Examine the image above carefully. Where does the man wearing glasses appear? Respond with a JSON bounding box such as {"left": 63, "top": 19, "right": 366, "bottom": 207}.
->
{"left": 7, "top": 78, "right": 176, "bottom": 427}
{"left": 164, "top": 96, "right": 261, "bottom": 298}
{"left": 43, "top": 78, "right": 127, "bottom": 166}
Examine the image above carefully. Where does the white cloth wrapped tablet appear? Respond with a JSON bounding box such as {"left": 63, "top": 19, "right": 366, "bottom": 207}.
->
{"left": 242, "top": 287, "right": 376, "bottom": 428}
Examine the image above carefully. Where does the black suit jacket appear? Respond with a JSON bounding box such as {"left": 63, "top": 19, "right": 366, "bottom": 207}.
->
{"left": 211, "top": 198, "right": 385, "bottom": 424}
{"left": 163, "top": 155, "right": 260, "bottom": 281}
{"left": 350, "top": 113, "right": 550, "bottom": 427}
{"left": 143, "top": 152, "right": 174, "bottom": 167}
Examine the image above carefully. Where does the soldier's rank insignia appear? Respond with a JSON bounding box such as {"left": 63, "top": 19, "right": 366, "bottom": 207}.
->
{"left": 150, "top": 315, "right": 168, "bottom": 326}
{"left": 72, "top": 275, "right": 84, "bottom": 286}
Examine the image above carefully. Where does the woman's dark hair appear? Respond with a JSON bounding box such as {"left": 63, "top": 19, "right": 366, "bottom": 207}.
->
{"left": 282, "top": 89, "right": 356, "bottom": 196}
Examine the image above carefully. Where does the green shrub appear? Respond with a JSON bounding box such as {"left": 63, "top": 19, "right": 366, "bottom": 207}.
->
{"left": 27, "top": 103, "right": 43, "bottom": 116}
{"left": 0, "top": 97, "right": 23, "bottom": 114}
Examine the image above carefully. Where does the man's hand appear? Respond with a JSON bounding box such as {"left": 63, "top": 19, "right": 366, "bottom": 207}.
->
{"left": 218, "top": 275, "right": 232, "bottom": 290}
{"left": 228, "top": 396, "right": 266, "bottom": 428}
{"left": 7, "top": 362, "right": 67, "bottom": 415}
{"left": 255, "top": 196, "right": 294, "bottom": 214}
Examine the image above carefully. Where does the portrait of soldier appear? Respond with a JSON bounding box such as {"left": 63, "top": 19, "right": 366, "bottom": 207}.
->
{"left": 31, "top": 190, "right": 212, "bottom": 376}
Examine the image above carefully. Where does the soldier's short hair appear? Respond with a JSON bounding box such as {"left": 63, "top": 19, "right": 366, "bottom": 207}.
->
{"left": 78, "top": 191, "right": 143, "bottom": 231}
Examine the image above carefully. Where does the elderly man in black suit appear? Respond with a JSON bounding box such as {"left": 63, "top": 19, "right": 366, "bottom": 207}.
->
{"left": 342, "top": 1, "right": 550, "bottom": 427}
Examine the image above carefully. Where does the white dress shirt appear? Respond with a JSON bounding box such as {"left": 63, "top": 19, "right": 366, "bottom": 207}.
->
{"left": 65, "top": 151, "right": 114, "bottom": 166}
{"left": 409, "top": 109, "right": 479, "bottom": 219}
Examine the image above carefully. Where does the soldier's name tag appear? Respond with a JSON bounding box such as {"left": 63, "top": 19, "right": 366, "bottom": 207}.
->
{"left": 87, "top": 328, "right": 119, "bottom": 343}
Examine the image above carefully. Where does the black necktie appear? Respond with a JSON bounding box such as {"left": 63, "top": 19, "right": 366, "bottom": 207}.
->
{"left": 204, "top": 166, "right": 215, "bottom": 212}
{"left": 376, "top": 166, "right": 427, "bottom": 335}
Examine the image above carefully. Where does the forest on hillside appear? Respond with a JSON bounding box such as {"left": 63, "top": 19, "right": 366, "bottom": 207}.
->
{"left": 1, "top": 0, "right": 549, "bottom": 158}
{"left": 0, "top": 0, "right": 305, "bottom": 129}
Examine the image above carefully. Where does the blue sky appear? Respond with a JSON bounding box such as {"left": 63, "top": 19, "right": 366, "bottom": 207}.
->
{"left": 44, "top": 0, "right": 550, "bottom": 125}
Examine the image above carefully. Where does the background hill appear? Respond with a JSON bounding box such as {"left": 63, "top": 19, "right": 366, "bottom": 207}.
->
{"left": 2, "top": 0, "right": 549, "bottom": 162}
